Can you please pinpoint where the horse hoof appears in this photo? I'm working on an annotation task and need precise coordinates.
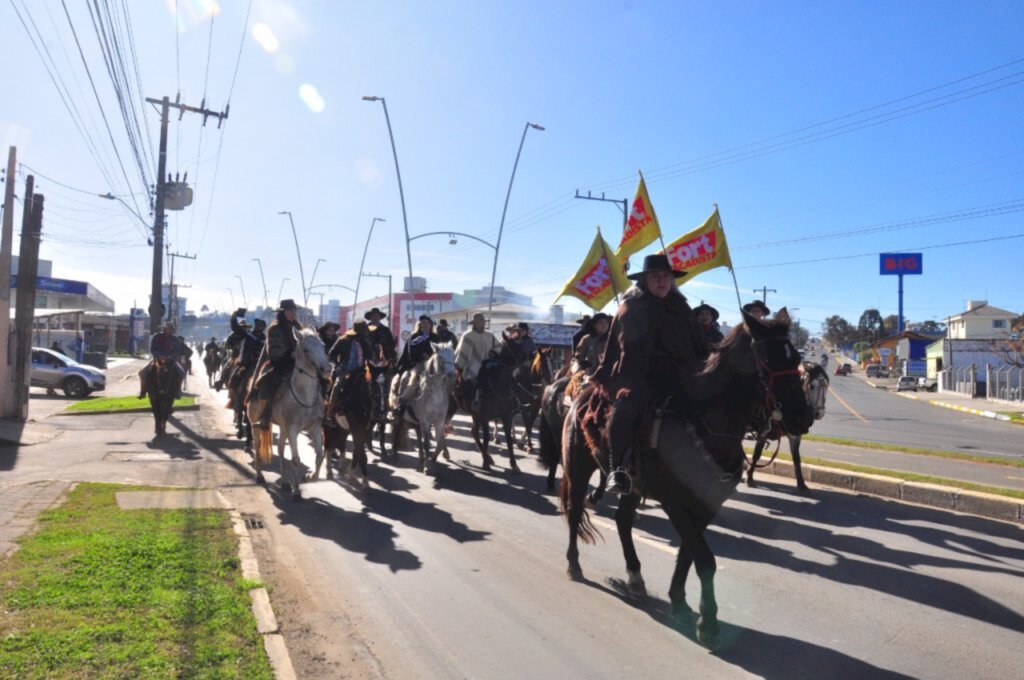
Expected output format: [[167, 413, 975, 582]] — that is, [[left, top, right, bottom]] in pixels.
[[280, 481, 292, 493], [244, 444, 252, 453], [509, 462, 521, 474], [567, 566, 584, 582], [696, 616, 720, 650], [255, 473, 266, 486], [292, 492, 303, 502], [627, 572, 647, 599], [797, 484, 812, 496], [745, 477, 757, 488]]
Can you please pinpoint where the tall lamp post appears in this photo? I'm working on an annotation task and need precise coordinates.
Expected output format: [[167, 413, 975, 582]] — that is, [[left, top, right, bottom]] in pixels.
[[362, 96, 414, 297], [276, 277, 289, 303], [354, 217, 386, 310], [362, 272, 393, 322], [488, 121, 543, 318], [278, 211, 308, 309], [309, 258, 327, 294], [225, 287, 235, 310], [252, 258, 269, 311], [235, 275, 248, 309]]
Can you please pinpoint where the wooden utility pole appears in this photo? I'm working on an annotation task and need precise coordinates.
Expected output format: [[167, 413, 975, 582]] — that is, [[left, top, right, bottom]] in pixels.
[[0, 147, 16, 418], [753, 286, 777, 305], [13, 179, 42, 421], [145, 95, 227, 334], [167, 250, 196, 328]]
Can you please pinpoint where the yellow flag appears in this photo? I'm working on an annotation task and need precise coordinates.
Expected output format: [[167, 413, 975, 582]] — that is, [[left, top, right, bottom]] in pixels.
[[615, 172, 662, 261], [556, 230, 632, 312], [661, 207, 733, 279]]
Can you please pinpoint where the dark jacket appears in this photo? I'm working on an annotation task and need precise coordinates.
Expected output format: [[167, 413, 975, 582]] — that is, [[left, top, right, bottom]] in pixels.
[[149, 332, 182, 361], [574, 331, 609, 372], [435, 327, 458, 345], [592, 285, 708, 398], [267, 315, 301, 374], [204, 340, 219, 355], [702, 322, 725, 346], [329, 332, 372, 372], [239, 329, 265, 368], [367, 323, 397, 362], [396, 332, 439, 373]]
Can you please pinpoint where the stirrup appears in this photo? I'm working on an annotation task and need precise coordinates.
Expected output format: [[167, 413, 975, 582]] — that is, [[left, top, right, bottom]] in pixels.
[[606, 468, 633, 495]]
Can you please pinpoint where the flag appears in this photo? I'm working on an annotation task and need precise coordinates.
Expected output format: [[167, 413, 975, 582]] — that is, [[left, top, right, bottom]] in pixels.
[[615, 172, 662, 261], [556, 230, 632, 311], [661, 207, 733, 280]]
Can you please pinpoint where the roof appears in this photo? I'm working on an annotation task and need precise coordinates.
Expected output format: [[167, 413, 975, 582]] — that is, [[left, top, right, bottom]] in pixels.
[[869, 331, 935, 348], [947, 303, 1017, 320], [8, 307, 97, 320]]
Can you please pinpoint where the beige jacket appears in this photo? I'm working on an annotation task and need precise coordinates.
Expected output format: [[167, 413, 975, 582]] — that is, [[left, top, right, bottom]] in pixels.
[[454, 329, 498, 379]]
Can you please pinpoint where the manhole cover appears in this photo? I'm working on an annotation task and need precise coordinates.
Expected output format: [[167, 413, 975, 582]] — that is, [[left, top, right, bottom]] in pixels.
[[242, 515, 265, 530]]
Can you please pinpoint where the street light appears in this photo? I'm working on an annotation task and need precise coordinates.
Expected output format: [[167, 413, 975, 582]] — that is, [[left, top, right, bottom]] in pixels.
[[99, 192, 151, 233], [362, 272, 393, 324], [278, 211, 308, 309], [225, 287, 235, 310], [235, 275, 248, 309], [309, 258, 327, 293], [277, 277, 289, 303], [354, 217, 386, 310], [363, 96, 413, 297], [252, 258, 269, 311], [487, 121, 544, 319]]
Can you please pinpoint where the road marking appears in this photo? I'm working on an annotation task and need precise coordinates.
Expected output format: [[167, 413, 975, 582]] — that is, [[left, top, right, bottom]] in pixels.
[[828, 386, 870, 424], [590, 516, 678, 557]]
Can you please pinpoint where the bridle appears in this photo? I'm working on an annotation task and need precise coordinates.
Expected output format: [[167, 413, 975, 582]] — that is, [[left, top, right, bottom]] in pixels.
[[752, 336, 802, 439], [289, 334, 330, 408]]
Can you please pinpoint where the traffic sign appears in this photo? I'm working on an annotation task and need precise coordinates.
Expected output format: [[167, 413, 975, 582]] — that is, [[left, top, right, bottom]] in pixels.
[[879, 253, 923, 275]]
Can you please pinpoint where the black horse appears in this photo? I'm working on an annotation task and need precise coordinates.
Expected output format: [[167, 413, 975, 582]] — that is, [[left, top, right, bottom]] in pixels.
[[321, 368, 374, 489], [143, 359, 181, 437], [511, 347, 554, 453], [559, 312, 814, 649], [456, 354, 519, 472]]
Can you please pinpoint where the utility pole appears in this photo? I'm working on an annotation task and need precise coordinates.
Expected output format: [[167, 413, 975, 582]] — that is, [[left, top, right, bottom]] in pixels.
[[574, 190, 628, 237], [753, 286, 777, 304], [362, 272, 393, 324], [167, 251, 196, 329], [146, 95, 227, 334], [0, 147, 17, 418], [13, 179, 42, 420]]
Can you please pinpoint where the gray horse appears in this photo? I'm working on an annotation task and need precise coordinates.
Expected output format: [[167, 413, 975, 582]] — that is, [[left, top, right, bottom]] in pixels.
[[248, 328, 333, 500], [391, 343, 456, 473]]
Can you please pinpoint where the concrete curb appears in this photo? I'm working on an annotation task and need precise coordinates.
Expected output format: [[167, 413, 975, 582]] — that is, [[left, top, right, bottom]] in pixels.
[[60, 403, 201, 416], [762, 460, 1023, 524], [225, 499, 297, 680], [893, 391, 1014, 421]]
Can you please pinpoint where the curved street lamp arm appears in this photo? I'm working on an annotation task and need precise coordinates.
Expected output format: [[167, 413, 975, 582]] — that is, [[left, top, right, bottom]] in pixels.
[[409, 231, 496, 250]]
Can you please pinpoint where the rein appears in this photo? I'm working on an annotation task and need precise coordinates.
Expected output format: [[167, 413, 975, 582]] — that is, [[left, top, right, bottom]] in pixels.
[[288, 341, 325, 409]]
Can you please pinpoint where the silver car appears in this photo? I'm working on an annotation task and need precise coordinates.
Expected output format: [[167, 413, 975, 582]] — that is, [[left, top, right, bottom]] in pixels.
[[30, 347, 106, 398]]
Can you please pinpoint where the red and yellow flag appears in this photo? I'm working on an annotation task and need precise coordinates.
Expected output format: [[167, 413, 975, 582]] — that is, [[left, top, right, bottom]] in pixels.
[[615, 172, 662, 261], [661, 207, 733, 279], [556, 230, 632, 311]]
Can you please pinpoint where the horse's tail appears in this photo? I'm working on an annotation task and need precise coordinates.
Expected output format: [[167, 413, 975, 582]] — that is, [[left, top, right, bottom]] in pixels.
[[558, 402, 600, 545], [538, 414, 558, 471], [255, 426, 273, 466]]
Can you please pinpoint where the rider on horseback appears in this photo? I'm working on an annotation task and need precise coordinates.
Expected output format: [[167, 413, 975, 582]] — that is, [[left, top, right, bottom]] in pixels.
[[694, 303, 725, 346], [435, 318, 457, 345], [454, 312, 499, 411], [139, 321, 185, 399], [364, 307, 397, 365], [592, 254, 708, 495], [573, 312, 611, 375], [253, 299, 302, 428], [327, 321, 373, 418], [390, 315, 440, 411]]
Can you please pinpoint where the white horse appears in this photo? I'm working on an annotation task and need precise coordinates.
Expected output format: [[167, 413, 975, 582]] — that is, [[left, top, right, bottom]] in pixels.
[[393, 343, 456, 473], [247, 328, 333, 500]]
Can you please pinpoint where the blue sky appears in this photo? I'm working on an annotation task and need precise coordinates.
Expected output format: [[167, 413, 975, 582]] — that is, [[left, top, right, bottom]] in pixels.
[[2, 0, 1022, 333]]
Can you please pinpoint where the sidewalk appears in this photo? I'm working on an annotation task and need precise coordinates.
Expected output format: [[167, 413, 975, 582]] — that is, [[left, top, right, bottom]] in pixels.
[[864, 375, 1024, 421]]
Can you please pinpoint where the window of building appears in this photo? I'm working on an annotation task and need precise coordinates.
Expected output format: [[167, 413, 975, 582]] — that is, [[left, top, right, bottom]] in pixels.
[[993, 320, 1007, 329]]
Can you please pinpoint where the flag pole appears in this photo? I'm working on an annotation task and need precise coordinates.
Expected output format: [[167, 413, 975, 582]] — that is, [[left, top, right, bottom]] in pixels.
[[639, 170, 667, 251], [716, 203, 744, 313], [596, 225, 621, 306]]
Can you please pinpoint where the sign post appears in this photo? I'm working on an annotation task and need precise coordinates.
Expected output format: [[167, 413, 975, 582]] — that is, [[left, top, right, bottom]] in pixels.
[[879, 253, 923, 334]]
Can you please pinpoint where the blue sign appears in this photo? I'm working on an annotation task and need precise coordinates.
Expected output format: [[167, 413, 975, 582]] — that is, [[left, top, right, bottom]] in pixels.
[[10, 275, 89, 295], [905, 359, 927, 376], [879, 253, 923, 276]]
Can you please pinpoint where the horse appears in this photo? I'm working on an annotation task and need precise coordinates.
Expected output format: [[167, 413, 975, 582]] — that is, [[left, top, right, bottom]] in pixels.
[[512, 347, 554, 453], [203, 347, 221, 388], [315, 365, 375, 490], [559, 311, 814, 649], [225, 359, 255, 453], [746, 360, 830, 493], [538, 370, 597, 493], [392, 343, 456, 473], [456, 352, 520, 472], [246, 329, 333, 499], [143, 359, 181, 437]]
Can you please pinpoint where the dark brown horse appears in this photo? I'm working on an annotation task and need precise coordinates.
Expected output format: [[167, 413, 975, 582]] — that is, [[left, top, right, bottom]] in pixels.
[[512, 347, 554, 453], [203, 347, 221, 388], [559, 312, 814, 649], [318, 367, 374, 489], [455, 354, 519, 472], [144, 359, 181, 437]]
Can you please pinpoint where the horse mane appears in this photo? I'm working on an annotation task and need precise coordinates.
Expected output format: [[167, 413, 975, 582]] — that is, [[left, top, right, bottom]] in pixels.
[[701, 324, 749, 375]]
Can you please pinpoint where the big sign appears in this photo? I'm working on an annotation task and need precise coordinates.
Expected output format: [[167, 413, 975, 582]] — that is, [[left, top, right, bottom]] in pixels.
[[879, 253, 923, 276]]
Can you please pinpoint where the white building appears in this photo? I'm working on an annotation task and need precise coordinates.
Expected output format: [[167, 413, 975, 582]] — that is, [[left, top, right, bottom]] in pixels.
[[945, 300, 1016, 340]]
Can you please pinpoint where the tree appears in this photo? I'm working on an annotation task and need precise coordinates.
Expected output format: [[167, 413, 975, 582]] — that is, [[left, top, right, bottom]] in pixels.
[[918, 319, 946, 335], [882, 314, 902, 335], [992, 338, 1024, 368], [822, 315, 856, 347], [789, 320, 809, 349], [858, 309, 885, 343]]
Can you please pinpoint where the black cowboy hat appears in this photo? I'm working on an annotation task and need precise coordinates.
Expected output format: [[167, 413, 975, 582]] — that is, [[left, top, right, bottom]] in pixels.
[[317, 321, 340, 333], [517, 322, 529, 331], [278, 299, 298, 312], [418, 314, 434, 324], [591, 312, 612, 324], [693, 303, 720, 321], [627, 254, 687, 281], [742, 300, 771, 316], [575, 315, 592, 325], [363, 307, 387, 320], [253, 318, 266, 328], [438, 318, 449, 326]]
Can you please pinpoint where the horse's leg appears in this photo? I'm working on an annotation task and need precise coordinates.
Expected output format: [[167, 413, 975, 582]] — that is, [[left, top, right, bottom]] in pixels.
[[243, 415, 253, 454], [308, 423, 326, 485], [478, 417, 495, 470], [665, 503, 719, 649], [312, 426, 327, 481], [418, 421, 430, 474], [746, 437, 766, 487], [523, 404, 538, 454], [287, 426, 303, 500], [563, 442, 597, 581], [356, 425, 369, 489], [791, 435, 810, 493], [503, 414, 519, 472], [276, 426, 290, 492], [615, 494, 646, 597]]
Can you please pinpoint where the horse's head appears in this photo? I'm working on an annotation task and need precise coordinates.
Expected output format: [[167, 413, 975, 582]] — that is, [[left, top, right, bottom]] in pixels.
[[429, 342, 457, 378], [743, 308, 815, 436], [532, 346, 554, 384], [296, 328, 333, 380], [802, 361, 830, 421]]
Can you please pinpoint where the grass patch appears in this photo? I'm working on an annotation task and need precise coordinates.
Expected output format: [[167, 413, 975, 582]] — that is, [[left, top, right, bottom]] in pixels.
[[997, 411, 1024, 425], [65, 396, 196, 414], [0, 483, 271, 679], [802, 434, 1024, 469]]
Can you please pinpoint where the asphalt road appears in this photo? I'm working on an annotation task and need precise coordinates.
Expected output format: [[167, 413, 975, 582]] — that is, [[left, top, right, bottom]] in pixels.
[[814, 373, 1023, 460], [210, 395, 1024, 679]]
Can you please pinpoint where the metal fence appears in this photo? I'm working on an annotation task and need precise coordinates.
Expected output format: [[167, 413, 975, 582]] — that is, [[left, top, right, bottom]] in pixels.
[[987, 365, 1024, 402], [939, 366, 977, 396]]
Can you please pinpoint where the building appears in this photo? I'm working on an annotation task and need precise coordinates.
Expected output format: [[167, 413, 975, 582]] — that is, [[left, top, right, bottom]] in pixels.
[[924, 299, 1022, 396], [869, 331, 940, 376], [945, 300, 1016, 340], [12, 257, 114, 313]]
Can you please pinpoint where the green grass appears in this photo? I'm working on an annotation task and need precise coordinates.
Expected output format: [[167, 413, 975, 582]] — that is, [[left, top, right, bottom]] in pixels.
[[802, 434, 1024, 469], [997, 411, 1024, 425], [0, 483, 272, 679], [65, 395, 196, 414]]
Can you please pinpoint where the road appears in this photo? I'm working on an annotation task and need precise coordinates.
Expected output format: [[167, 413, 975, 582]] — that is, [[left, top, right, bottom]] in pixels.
[[815, 372, 1023, 460], [201, 383, 1024, 679]]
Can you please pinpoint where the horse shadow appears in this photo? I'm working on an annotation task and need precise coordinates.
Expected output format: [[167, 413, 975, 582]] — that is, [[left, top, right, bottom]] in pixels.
[[429, 461, 560, 517], [356, 485, 491, 544], [145, 432, 201, 459], [602, 485, 1024, 634], [268, 488, 422, 573], [579, 577, 914, 679]]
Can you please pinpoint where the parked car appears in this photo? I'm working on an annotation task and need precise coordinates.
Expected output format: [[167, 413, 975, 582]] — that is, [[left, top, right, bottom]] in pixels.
[[30, 347, 106, 398], [834, 364, 851, 376], [918, 378, 939, 392], [865, 364, 886, 378], [896, 376, 918, 392]]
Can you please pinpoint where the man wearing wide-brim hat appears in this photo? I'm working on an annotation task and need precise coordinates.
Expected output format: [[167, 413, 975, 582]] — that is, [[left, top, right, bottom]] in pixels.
[[590, 254, 709, 495], [693, 303, 725, 345], [572, 315, 593, 353], [252, 299, 303, 427], [363, 307, 397, 364], [742, 300, 770, 320]]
